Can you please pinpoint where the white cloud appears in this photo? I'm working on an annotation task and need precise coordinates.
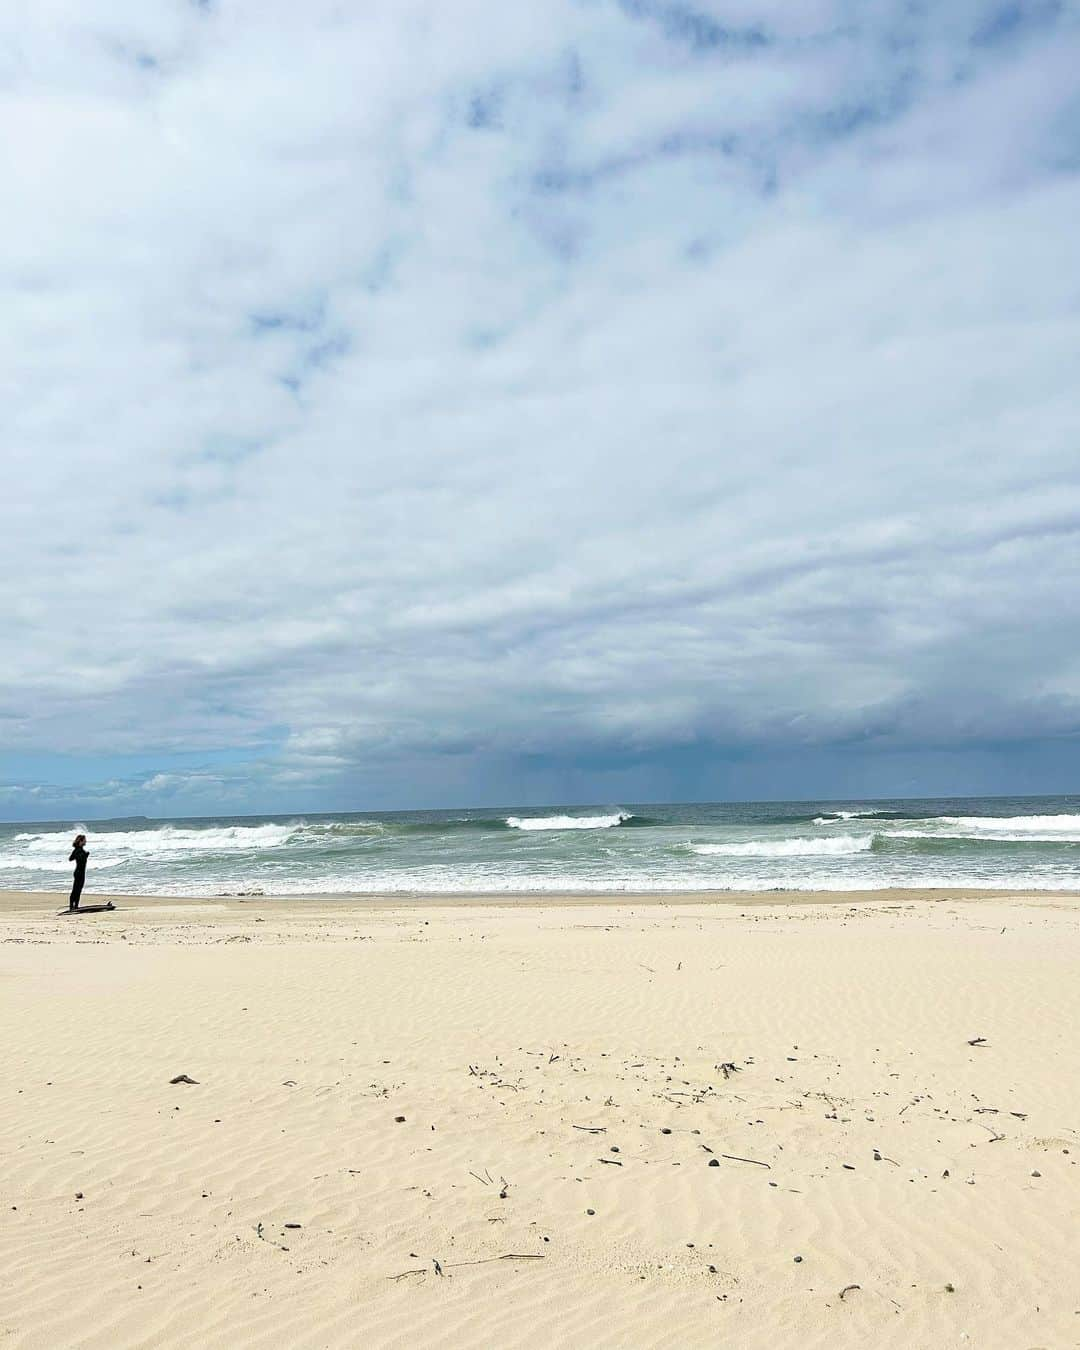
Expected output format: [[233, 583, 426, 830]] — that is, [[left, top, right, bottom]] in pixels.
[[2, 0, 1079, 812]]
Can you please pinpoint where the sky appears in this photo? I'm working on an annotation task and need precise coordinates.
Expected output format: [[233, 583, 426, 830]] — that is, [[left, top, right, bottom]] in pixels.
[[2, 0, 1079, 820]]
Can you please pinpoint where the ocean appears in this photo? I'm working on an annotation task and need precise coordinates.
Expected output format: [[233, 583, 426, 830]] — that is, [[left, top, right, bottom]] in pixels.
[[3, 794, 1080, 897]]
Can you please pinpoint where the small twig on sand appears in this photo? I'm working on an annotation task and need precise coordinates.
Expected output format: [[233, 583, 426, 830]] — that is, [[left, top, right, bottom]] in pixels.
[[388, 1254, 544, 1281], [572, 1125, 606, 1133], [447, 1254, 545, 1269], [839, 1284, 861, 1300], [721, 1153, 771, 1169], [975, 1123, 1005, 1142]]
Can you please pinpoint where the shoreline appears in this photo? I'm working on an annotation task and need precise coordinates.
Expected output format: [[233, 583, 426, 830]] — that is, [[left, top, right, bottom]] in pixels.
[[4, 883, 1080, 917]]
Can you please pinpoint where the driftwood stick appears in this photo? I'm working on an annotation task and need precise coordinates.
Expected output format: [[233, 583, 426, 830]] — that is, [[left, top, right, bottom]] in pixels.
[[720, 1153, 771, 1169]]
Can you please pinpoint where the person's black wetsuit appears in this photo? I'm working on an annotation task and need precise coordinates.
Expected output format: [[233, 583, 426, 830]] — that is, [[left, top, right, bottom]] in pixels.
[[68, 845, 87, 911]]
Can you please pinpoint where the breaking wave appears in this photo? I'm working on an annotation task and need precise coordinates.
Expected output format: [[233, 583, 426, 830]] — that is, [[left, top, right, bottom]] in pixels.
[[813, 809, 931, 824], [7, 822, 299, 867], [505, 811, 634, 831], [690, 835, 876, 858], [935, 814, 1080, 835], [885, 815, 1080, 844]]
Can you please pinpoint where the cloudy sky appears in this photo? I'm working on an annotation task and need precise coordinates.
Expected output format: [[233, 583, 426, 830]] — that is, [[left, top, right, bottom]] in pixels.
[[2, 0, 1079, 819]]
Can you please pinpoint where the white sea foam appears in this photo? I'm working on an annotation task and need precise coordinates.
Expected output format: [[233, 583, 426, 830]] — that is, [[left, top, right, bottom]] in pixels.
[[889, 814, 1080, 843], [303, 821, 386, 836], [690, 834, 875, 858], [0, 855, 125, 873], [940, 814, 1080, 834], [111, 864, 1080, 896], [505, 812, 632, 831], [7, 822, 298, 864]]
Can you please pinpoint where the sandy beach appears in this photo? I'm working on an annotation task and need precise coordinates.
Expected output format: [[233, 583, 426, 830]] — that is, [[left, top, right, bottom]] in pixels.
[[1, 888, 1078, 1349]]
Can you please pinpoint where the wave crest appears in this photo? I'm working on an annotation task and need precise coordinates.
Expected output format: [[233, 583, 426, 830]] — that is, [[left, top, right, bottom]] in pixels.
[[505, 812, 633, 831]]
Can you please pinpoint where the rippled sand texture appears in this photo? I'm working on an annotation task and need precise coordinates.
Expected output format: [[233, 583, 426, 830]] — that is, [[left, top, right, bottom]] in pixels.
[[1, 891, 1078, 1349]]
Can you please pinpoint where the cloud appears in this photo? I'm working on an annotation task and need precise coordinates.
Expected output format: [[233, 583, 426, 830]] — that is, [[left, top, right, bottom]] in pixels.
[[2, 0, 1079, 814]]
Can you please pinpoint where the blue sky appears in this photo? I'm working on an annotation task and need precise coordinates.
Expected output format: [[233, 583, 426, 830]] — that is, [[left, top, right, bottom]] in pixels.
[[2, 0, 1079, 819]]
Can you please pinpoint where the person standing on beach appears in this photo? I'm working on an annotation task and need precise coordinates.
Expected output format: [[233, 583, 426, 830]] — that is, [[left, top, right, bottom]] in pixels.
[[68, 834, 88, 911]]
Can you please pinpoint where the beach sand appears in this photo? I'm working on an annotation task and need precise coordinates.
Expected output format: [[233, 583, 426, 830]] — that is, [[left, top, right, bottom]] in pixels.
[[1, 888, 1078, 1349]]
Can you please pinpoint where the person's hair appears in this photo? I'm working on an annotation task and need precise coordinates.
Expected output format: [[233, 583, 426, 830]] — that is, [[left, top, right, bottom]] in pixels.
[[73, 834, 86, 847]]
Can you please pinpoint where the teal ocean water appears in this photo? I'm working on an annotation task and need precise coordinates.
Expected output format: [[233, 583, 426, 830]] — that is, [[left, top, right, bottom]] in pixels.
[[3, 795, 1080, 896]]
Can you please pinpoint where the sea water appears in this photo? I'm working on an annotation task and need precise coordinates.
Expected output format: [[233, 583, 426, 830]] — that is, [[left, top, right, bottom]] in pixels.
[[3, 795, 1080, 896]]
